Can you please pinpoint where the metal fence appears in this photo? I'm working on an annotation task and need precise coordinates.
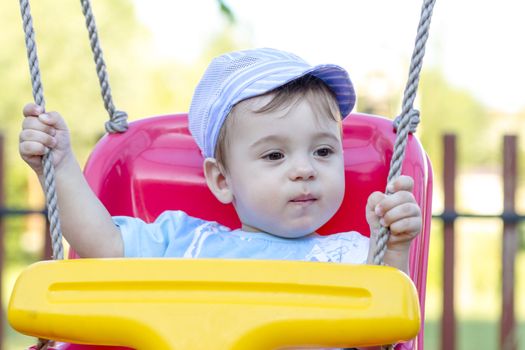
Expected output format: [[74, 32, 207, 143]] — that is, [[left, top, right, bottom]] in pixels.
[[433, 134, 524, 350]]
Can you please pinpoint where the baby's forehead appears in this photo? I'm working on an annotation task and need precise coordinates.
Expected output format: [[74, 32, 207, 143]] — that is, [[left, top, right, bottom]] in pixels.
[[231, 93, 333, 120], [229, 98, 340, 133], [232, 93, 274, 114]]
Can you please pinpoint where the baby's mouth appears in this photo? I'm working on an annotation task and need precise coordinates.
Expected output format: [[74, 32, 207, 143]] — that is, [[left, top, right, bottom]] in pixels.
[[289, 194, 318, 205]]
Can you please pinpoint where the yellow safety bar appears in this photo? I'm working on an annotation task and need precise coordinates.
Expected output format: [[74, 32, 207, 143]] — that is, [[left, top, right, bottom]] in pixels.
[[8, 259, 420, 349]]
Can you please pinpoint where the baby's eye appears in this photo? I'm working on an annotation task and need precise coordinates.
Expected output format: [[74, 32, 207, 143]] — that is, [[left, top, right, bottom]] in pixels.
[[263, 151, 285, 161], [314, 147, 333, 157]]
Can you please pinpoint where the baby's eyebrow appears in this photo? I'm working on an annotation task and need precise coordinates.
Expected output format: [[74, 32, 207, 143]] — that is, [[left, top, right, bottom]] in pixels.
[[313, 132, 341, 143], [249, 135, 288, 149]]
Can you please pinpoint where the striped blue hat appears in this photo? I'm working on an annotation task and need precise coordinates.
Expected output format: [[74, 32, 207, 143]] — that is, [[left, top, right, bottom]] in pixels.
[[189, 48, 356, 158]]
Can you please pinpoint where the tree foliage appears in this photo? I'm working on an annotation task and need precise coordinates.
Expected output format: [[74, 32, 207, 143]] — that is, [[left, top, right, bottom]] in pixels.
[[0, 0, 243, 264], [418, 69, 493, 174], [1, 0, 243, 204], [1, 0, 147, 203]]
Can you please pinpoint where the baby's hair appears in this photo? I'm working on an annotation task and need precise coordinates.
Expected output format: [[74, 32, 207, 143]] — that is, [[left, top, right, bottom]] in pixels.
[[215, 74, 342, 169]]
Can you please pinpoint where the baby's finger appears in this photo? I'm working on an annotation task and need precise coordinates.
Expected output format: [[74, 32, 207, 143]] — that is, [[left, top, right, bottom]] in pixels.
[[19, 140, 49, 157], [389, 217, 421, 237], [19, 129, 56, 149], [378, 190, 416, 214], [382, 202, 421, 227], [38, 111, 68, 130], [22, 103, 44, 118], [367, 191, 385, 211], [22, 116, 57, 136], [387, 175, 414, 193]]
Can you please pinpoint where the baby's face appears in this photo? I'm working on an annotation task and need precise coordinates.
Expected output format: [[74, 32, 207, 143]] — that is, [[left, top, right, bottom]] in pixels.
[[223, 96, 345, 238]]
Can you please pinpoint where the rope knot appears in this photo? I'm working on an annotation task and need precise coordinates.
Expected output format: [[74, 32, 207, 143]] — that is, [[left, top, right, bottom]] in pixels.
[[34, 338, 55, 350], [105, 110, 129, 133], [393, 108, 420, 134]]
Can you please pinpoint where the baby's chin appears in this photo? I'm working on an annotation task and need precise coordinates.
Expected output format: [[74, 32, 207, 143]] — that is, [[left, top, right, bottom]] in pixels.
[[242, 223, 322, 239], [269, 229, 318, 239]]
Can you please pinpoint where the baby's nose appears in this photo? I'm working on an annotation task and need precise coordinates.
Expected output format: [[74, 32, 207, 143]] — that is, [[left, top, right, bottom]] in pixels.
[[289, 158, 317, 181]]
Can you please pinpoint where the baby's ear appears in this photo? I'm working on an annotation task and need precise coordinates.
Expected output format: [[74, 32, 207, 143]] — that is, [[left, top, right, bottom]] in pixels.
[[203, 158, 233, 204]]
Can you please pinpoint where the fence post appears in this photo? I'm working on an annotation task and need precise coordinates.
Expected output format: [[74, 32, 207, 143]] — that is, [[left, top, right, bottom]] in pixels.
[[442, 134, 456, 350], [0, 133, 5, 350], [501, 135, 517, 350]]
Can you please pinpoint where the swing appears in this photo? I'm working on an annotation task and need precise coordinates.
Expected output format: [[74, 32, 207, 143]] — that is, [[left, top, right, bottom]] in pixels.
[[9, 0, 435, 349]]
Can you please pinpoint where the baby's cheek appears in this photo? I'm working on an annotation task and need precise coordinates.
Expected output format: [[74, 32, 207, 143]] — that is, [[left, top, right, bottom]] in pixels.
[[334, 170, 346, 204]]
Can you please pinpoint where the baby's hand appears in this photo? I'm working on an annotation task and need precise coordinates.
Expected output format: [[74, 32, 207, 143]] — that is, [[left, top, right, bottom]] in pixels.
[[366, 175, 422, 253], [19, 103, 72, 176]]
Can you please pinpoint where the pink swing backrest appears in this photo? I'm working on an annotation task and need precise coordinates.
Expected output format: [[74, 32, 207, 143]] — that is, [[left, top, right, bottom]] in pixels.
[[72, 112, 432, 350]]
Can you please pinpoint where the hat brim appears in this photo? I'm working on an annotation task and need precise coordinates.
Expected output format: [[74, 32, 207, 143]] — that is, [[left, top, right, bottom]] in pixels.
[[234, 63, 356, 118]]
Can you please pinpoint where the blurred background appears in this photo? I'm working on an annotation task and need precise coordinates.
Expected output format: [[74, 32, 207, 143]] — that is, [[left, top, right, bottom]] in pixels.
[[1, 0, 524, 349]]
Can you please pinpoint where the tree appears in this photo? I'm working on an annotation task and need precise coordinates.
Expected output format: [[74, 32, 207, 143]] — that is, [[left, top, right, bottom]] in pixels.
[[418, 69, 492, 174]]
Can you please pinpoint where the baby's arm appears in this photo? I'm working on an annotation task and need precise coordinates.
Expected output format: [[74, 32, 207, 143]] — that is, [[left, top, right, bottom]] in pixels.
[[19, 103, 123, 258], [365, 175, 422, 273]]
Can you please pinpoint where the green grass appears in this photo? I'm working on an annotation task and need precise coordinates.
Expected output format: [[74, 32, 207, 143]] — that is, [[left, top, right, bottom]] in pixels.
[[424, 319, 525, 350]]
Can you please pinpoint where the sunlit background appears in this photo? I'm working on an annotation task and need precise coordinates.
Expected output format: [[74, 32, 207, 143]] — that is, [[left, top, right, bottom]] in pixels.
[[1, 0, 524, 349]]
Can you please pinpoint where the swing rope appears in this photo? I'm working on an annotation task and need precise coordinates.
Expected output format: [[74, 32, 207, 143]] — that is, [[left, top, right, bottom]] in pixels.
[[80, 0, 129, 133], [18, 2, 58, 343], [19, 0, 127, 347], [19, 0, 63, 262], [372, 0, 436, 267], [18, 0, 128, 261]]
